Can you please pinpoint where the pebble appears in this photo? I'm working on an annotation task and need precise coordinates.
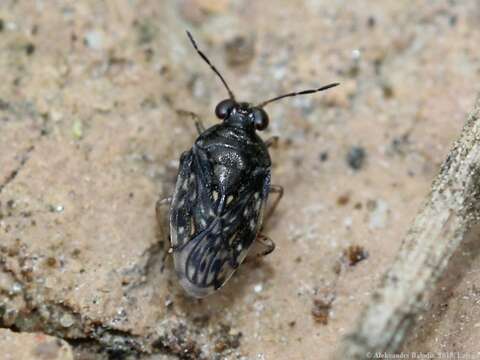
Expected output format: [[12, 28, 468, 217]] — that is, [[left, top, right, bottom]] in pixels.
[[346, 146, 366, 170], [368, 199, 389, 229], [72, 120, 83, 140], [60, 313, 74, 328], [84, 31, 103, 50]]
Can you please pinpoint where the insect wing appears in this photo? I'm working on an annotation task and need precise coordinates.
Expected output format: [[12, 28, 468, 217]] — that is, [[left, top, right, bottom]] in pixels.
[[169, 147, 270, 297]]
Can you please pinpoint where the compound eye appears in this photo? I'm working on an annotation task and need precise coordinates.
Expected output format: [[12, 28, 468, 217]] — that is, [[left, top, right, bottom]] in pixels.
[[252, 107, 269, 130], [215, 99, 236, 119]]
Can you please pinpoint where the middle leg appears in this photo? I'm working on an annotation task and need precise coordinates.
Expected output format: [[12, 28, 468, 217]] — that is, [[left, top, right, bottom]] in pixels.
[[255, 233, 276, 257], [253, 185, 283, 257], [263, 185, 284, 225]]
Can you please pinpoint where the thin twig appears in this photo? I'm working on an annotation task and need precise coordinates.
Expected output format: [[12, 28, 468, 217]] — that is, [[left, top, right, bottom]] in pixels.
[[335, 96, 480, 359]]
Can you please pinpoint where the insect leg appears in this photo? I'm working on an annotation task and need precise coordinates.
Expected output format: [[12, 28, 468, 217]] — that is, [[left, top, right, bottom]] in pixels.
[[157, 196, 172, 207], [256, 233, 276, 257], [156, 196, 174, 273], [160, 243, 181, 273], [155, 196, 172, 221], [264, 185, 284, 224], [160, 247, 170, 273], [265, 136, 279, 148], [176, 109, 205, 134]]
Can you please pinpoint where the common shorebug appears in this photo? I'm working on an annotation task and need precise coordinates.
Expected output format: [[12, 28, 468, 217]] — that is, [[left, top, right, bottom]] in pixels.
[[157, 31, 339, 298]]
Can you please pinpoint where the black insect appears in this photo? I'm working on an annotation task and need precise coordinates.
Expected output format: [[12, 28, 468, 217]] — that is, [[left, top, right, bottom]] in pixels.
[[157, 31, 339, 298]]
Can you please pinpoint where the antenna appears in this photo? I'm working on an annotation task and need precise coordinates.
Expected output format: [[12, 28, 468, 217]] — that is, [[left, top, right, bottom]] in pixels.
[[186, 31, 236, 101], [257, 82, 340, 108]]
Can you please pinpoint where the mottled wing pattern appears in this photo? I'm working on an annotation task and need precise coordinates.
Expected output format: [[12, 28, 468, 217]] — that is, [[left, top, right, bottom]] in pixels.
[[169, 146, 270, 298], [169, 149, 213, 250]]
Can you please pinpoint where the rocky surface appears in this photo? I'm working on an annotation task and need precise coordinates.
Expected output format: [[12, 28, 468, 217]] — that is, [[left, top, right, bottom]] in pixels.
[[1, 1, 479, 359], [0, 328, 74, 360]]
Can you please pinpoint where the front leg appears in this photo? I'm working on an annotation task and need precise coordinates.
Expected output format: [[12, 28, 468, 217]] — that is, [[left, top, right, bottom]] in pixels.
[[265, 136, 279, 148], [176, 109, 205, 134]]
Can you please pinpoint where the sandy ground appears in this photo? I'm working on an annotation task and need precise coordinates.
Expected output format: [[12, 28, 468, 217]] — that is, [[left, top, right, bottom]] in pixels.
[[1, 1, 480, 359]]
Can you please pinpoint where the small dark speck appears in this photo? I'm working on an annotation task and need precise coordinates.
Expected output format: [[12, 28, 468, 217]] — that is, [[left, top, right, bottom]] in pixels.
[[366, 199, 377, 211], [347, 63, 360, 78], [0, 99, 10, 110], [373, 58, 383, 75], [382, 82, 394, 99], [343, 245, 369, 266], [144, 47, 154, 62], [367, 16, 376, 28], [336, 193, 350, 206], [292, 155, 304, 167], [319, 151, 329, 162], [389, 134, 410, 156], [45, 257, 57, 268], [311, 299, 331, 325], [346, 146, 366, 170], [25, 43, 35, 55], [224, 35, 255, 67], [0, 19, 4, 32], [390, 274, 399, 283], [135, 20, 157, 45], [449, 15, 458, 27]]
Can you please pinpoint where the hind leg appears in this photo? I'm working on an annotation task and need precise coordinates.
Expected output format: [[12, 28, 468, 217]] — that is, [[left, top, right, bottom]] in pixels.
[[156, 196, 171, 222], [156, 197, 173, 271], [247, 233, 276, 260]]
